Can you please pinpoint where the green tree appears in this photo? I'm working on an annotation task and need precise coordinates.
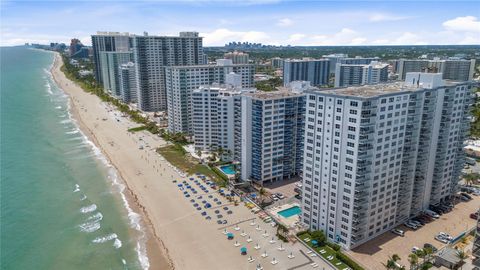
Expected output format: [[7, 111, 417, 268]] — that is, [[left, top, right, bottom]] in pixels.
[[310, 230, 326, 246], [408, 253, 418, 270], [384, 254, 402, 270]]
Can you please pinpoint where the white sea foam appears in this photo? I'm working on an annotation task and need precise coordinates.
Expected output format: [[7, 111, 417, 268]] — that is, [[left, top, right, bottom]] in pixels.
[[55, 106, 62, 109], [92, 233, 118, 243], [80, 194, 87, 201], [60, 119, 72, 124], [86, 212, 103, 222], [45, 81, 53, 95], [113, 238, 122, 249], [79, 221, 101, 233], [66, 129, 79, 135], [122, 259, 127, 265], [73, 184, 80, 193], [80, 204, 97, 213], [53, 74, 150, 270]]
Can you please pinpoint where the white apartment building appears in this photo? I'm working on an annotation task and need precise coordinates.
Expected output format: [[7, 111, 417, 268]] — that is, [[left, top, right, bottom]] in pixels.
[[224, 51, 249, 64], [132, 32, 204, 112], [301, 73, 473, 249], [334, 61, 389, 87], [99, 51, 132, 97], [398, 58, 475, 81], [241, 88, 307, 184], [191, 84, 255, 161], [118, 62, 137, 103], [91, 32, 132, 84], [283, 58, 330, 86], [166, 59, 254, 134]]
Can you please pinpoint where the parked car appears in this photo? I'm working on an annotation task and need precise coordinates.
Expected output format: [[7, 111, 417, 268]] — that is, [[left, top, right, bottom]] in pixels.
[[404, 222, 418, 230], [460, 195, 471, 202], [438, 232, 453, 240], [424, 243, 438, 252], [460, 192, 473, 200], [470, 212, 479, 220], [409, 220, 423, 227], [435, 235, 449, 244], [425, 210, 440, 219], [391, 229, 405, 237]]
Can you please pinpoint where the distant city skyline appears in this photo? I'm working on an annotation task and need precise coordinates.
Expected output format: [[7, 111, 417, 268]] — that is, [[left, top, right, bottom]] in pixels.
[[1, 0, 479, 47]]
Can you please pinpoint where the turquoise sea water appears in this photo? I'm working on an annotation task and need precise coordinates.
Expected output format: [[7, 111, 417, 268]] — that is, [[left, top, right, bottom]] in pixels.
[[1, 47, 146, 270]]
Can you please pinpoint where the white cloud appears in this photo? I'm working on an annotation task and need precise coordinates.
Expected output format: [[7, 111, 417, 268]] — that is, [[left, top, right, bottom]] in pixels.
[[307, 28, 367, 46], [287, 33, 305, 43], [277, 18, 293, 27], [368, 13, 410, 22], [201, 28, 272, 46], [443, 16, 480, 33]]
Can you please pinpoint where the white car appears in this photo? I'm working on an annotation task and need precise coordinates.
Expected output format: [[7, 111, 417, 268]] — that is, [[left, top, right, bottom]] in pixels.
[[435, 235, 449, 244], [438, 232, 453, 240], [404, 222, 418, 230], [391, 229, 405, 236]]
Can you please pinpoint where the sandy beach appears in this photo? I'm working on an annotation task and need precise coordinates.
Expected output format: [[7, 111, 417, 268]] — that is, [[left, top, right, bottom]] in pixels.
[[51, 53, 333, 270]]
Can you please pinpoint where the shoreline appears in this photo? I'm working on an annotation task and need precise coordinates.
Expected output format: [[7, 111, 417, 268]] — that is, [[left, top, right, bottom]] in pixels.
[[47, 51, 336, 270], [50, 53, 173, 270]]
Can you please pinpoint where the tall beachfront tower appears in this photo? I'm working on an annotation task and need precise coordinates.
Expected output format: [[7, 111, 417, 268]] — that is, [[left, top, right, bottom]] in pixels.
[[191, 84, 255, 162], [283, 59, 330, 87], [165, 59, 255, 134], [91, 32, 132, 84], [132, 32, 204, 112], [241, 89, 306, 184], [301, 73, 473, 249]]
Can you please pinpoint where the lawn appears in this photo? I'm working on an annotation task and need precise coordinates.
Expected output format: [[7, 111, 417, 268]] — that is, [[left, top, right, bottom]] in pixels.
[[128, 126, 148, 132], [157, 144, 226, 185], [298, 232, 354, 270]]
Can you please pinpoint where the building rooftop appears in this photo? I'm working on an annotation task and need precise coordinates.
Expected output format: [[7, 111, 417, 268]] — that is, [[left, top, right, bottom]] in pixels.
[[285, 58, 328, 62], [311, 79, 465, 98], [244, 90, 304, 100]]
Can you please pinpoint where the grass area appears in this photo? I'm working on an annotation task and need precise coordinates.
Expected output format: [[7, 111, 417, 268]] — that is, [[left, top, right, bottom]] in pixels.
[[157, 144, 227, 186], [298, 232, 362, 270], [127, 126, 148, 132]]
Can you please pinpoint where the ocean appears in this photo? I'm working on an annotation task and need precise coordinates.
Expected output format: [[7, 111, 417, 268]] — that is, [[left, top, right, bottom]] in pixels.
[[0, 47, 147, 270]]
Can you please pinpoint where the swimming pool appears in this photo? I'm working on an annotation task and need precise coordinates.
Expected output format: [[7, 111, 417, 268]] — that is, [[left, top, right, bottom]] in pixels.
[[278, 206, 301, 218], [219, 164, 235, 175]]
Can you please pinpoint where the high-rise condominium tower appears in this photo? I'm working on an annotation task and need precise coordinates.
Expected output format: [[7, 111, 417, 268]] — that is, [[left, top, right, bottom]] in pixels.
[[132, 32, 204, 111], [301, 73, 473, 249]]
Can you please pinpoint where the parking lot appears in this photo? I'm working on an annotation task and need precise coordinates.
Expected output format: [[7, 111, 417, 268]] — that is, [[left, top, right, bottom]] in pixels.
[[263, 177, 301, 200], [347, 196, 480, 270]]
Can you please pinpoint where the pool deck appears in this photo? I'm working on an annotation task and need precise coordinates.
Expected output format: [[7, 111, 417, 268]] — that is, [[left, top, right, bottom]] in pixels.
[[268, 203, 301, 229]]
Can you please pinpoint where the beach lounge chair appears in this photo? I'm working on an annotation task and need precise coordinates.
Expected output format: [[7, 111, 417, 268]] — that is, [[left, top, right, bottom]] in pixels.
[[248, 257, 255, 263], [310, 253, 317, 257], [327, 255, 333, 260]]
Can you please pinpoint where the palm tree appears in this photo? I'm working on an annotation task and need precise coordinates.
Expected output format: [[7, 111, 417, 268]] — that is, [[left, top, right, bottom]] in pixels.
[[408, 253, 418, 270], [384, 254, 401, 269], [422, 247, 433, 264], [258, 187, 267, 206], [456, 250, 468, 270], [416, 249, 426, 266]]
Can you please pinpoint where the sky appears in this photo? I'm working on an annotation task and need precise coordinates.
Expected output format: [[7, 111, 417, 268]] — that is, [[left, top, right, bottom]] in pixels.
[[1, 0, 479, 47]]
